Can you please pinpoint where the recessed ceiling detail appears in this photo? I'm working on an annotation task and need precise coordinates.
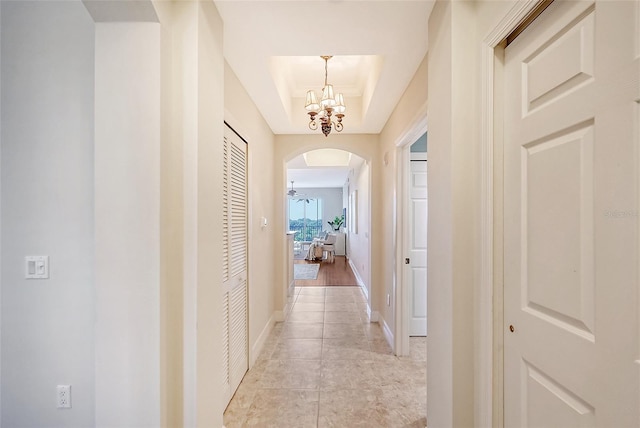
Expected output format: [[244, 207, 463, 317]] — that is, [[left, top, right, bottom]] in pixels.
[[270, 55, 383, 135], [216, 0, 435, 135]]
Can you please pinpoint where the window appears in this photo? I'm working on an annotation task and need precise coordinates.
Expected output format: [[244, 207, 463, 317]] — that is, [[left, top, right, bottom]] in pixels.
[[288, 198, 323, 242]]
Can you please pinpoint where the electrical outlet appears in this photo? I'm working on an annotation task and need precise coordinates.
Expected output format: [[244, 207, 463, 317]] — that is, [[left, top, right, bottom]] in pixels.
[[57, 385, 71, 409]]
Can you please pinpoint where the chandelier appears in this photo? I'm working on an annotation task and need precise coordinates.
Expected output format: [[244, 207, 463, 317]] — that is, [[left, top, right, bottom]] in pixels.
[[304, 56, 346, 137]]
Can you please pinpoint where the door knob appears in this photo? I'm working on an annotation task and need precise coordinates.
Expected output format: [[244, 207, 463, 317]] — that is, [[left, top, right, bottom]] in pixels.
[[509, 325, 515, 333]]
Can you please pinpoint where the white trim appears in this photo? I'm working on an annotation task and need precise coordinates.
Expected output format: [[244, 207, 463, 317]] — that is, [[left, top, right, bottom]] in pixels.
[[349, 258, 365, 289], [410, 152, 427, 161], [349, 258, 379, 322], [479, 2, 546, 427], [394, 105, 428, 358], [393, 102, 428, 148], [398, 144, 412, 356], [478, 40, 497, 428], [348, 258, 372, 317], [250, 313, 275, 367], [378, 313, 395, 350]]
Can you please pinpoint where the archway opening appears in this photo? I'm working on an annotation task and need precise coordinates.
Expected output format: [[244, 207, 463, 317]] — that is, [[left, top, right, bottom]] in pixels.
[[285, 148, 372, 308]]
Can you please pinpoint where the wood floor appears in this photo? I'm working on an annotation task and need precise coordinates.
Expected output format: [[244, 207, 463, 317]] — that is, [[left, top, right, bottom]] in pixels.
[[294, 256, 359, 286]]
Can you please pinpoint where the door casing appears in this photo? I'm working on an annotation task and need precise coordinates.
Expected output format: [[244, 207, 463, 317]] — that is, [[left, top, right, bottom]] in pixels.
[[479, 1, 551, 426], [393, 112, 427, 357]]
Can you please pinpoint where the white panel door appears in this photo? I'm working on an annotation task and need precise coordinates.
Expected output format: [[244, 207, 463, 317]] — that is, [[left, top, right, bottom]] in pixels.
[[504, 1, 639, 426], [409, 159, 427, 336], [221, 125, 248, 408]]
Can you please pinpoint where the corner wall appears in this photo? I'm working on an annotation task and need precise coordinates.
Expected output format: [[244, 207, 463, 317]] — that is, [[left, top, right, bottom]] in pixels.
[[94, 21, 162, 427], [172, 2, 226, 426]]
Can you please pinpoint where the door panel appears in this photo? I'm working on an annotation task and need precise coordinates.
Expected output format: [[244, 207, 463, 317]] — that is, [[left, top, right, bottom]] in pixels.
[[523, 360, 595, 427], [504, 1, 639, 426], [409, 160, 427, 336], [523, 123, 595, 340]]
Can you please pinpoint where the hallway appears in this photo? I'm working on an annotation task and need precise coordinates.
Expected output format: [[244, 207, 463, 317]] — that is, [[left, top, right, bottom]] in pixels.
[[223, 286, 427, 427]]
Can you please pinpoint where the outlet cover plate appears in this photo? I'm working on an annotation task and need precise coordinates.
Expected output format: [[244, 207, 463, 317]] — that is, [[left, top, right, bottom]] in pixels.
[[56, 384, 71, 409]]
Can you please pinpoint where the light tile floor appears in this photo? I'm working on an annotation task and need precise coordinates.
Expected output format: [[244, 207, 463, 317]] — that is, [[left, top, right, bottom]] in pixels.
[[224, 286, 427, 428]]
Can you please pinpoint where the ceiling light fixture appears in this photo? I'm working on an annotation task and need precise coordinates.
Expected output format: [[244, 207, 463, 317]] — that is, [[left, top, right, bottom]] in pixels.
[[304, 55, 346, 137]]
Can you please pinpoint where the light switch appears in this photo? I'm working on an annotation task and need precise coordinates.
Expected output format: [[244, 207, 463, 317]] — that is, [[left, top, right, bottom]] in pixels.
[[25, 256, 49, 279]]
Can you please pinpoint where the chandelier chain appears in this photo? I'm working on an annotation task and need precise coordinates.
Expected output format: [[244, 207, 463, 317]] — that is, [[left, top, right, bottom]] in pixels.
[[324, 57, 328, 87]]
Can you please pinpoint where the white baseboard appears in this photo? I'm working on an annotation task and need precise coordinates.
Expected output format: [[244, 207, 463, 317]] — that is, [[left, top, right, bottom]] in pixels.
[[378, 314, 395, 351], [349, 259, 378, 324], [273, 310, 285, 322], [250, 313, 276, 367], [348, 259, 367, 293]]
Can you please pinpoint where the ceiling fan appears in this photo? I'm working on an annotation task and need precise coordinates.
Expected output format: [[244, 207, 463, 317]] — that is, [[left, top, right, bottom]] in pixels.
[[287, 181, 306, 197]]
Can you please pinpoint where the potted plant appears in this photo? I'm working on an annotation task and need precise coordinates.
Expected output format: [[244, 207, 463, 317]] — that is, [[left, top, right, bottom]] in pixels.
[[327, 215, 345, 231]]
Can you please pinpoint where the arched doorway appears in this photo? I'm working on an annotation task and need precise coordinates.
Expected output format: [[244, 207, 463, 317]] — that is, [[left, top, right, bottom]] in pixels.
[[284, 148, 371, 315], [274, 136, 376, 323]]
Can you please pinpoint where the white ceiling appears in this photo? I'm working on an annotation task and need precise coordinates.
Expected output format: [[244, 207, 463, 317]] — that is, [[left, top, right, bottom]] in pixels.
[[215, 0, 434, 135]]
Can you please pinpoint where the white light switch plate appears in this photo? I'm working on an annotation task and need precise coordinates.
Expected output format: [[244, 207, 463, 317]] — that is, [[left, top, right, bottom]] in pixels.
[[25, 256, 49, 279]]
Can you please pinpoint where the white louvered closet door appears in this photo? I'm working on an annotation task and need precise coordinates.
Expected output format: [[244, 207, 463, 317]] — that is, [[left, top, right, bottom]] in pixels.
[[222, 124, 248, 408]]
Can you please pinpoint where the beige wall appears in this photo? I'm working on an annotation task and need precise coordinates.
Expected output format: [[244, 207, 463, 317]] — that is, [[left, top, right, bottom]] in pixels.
[[345, 161, 371, 298], [224, 62, 277, 365]]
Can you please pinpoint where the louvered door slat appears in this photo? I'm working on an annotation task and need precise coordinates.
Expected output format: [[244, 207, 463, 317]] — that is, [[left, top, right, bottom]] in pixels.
[[222, 137, 230, 283], [229, 279, 247, 388], [221, 124, 248, 408], [222, 292, 230, 387]]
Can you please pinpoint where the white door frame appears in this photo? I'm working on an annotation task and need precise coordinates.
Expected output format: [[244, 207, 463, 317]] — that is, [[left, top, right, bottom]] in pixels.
[[405, 149, 427, 338], [393, 106, 427, 357], [479, 1, 547, 426]]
